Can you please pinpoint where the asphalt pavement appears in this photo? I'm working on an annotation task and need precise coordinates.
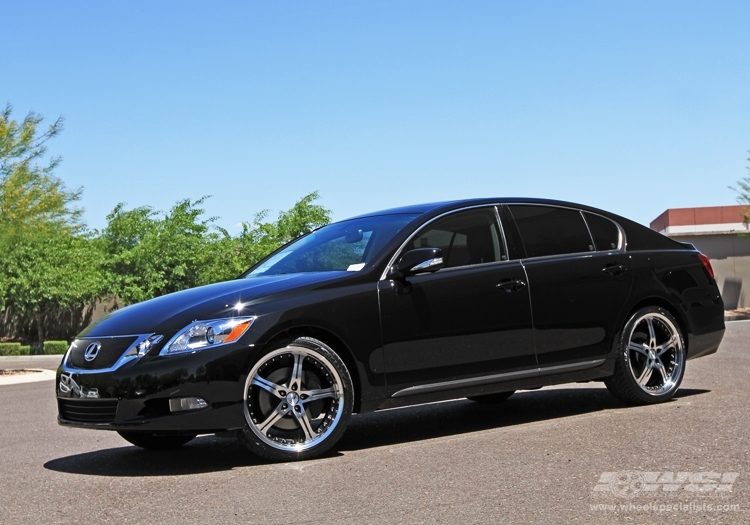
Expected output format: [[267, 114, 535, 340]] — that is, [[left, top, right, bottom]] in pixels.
[[0, 322, 748, 524]]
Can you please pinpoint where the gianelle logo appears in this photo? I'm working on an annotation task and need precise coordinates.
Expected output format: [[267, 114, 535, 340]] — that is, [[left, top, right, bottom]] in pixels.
[[592, 471, 740, 498]]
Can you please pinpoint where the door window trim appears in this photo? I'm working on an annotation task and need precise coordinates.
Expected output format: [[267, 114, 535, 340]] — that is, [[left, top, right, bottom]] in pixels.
[[505, 203, 626, 262], [379, 204, 511, 281], [582, 210, 626, 252]]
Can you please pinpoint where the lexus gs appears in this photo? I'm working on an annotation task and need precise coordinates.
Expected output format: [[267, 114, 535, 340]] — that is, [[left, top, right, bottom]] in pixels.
[[57, 199, 725, 461]]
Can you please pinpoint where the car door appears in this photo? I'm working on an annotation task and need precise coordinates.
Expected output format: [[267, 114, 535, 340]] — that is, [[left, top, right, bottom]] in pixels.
[[378, 206, 536, 398], [503, 204, 634, 368]]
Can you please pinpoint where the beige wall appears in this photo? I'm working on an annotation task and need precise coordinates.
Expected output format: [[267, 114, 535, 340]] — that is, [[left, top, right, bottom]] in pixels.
[[673, 233, 750, 309]]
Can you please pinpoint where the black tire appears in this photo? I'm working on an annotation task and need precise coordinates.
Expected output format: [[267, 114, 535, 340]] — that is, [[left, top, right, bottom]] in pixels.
[[604, 306, 686, 405], [238, 336, 354, 462], [117, 431, 196, 450], [467, 390, 516, 404]]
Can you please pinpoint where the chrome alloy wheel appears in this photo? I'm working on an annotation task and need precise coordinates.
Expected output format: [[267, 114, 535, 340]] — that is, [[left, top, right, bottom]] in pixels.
[[625, 312, 684, 396], [243, 345, 345, 452]]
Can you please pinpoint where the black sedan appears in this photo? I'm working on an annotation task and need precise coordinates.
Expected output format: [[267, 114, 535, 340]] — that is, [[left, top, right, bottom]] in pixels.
[[57, 198, 725, 461]]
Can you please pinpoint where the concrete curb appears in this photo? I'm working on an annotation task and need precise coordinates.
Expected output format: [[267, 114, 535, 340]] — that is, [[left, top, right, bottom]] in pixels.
[[0, 355, 64, 362], [726, 315, 750, 322], [0, 369, 56, 386], [0, 355, 63, 371]]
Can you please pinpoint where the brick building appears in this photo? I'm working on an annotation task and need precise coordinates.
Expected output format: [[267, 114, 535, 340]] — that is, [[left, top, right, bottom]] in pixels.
[[650, 205, 750, 309]]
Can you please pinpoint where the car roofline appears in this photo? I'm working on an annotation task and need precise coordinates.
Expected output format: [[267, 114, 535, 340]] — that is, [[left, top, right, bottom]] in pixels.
[[345, 197, 622, 222]]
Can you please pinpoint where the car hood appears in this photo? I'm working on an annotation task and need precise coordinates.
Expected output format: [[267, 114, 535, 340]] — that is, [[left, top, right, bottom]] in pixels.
[[79, 272, 350, 337]]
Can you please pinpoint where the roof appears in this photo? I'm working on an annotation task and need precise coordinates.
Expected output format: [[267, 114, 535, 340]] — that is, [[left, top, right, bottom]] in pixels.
[[348, 197, 618, 221], [650, 205, 749, 236], [348, 201, 459, 219]]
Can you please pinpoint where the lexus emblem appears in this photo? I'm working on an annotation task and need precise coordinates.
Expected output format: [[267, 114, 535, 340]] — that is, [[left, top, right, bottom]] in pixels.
[[84, 342, 101, 362]]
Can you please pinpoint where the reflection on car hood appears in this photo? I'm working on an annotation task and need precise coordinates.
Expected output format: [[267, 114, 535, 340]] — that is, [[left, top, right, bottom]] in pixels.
[[79, 272, 348, 337]]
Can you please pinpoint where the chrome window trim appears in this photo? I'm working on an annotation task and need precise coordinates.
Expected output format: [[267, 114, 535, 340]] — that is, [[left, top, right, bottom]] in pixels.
[[394, 257, 520, 279], [492, 205, 511, 262], [390, 358, 606, 398], [379, 204, 510, 281], [581, 210, 626, 252], [580, 209, 597, 251], [504, 203, 627, 261], [61, 333, 158, 375]]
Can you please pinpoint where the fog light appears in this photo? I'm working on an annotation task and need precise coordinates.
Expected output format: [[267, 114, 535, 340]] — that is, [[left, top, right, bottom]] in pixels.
[[169, 397, 208, 412]]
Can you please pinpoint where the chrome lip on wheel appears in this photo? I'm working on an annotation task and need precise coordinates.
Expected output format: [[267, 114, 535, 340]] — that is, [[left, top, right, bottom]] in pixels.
[[243, 346, 345, 452], [626, 312, 684, 396]]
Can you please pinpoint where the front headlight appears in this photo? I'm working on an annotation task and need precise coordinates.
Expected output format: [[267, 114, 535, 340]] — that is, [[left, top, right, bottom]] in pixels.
[[160, 317, 255, 355]]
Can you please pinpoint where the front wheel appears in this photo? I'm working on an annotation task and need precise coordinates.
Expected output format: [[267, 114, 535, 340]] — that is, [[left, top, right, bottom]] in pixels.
[[604, 306, 686, 404], [238, 336, 354, 462]]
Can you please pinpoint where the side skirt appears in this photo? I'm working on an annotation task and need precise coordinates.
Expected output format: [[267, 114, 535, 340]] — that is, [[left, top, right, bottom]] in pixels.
[[375, 358, 615, 411]]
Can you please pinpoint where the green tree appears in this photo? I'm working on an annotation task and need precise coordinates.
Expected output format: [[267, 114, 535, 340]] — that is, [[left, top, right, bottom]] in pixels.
[[99, 197, 220, 305], [0, 104, 81, 237], [0, 104, 334, 340], [0, 105, 101, 342], [2, 231, 106, 343], [101, 192, 331, 306], [225, 191, 331, 276]]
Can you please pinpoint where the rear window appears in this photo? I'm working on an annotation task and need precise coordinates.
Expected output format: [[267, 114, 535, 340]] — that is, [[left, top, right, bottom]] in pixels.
[[509, 205, 594, 258]]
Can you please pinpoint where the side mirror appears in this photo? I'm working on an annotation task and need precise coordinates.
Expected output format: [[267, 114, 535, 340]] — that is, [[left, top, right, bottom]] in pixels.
[[387, 248, 444, 279]]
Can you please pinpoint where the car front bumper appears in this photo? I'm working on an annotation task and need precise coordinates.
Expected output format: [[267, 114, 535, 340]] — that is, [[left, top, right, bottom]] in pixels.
[[56, 343, 257, 433]]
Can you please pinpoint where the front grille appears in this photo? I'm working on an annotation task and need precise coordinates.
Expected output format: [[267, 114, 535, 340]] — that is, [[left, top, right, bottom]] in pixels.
[[58, 399, 119, 424], [66, 337, 138, 369]]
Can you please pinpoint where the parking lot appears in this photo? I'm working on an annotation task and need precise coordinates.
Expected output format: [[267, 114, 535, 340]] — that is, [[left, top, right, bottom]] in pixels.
[[0, 322, 747, 524]]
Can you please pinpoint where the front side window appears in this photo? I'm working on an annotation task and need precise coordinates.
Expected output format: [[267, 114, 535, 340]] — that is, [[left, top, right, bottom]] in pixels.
[[407, 208, 506, 268], [509, 205, 593, 258], [245, 213, 419, 276]]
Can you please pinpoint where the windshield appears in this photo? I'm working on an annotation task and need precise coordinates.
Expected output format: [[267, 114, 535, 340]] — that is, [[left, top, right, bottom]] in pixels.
[[245, 213, 420, 277]]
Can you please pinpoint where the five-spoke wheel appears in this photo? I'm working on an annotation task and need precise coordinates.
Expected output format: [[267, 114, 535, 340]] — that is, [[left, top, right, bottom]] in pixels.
[[238, 336, 353, 461], [605, 306, 685, 404]]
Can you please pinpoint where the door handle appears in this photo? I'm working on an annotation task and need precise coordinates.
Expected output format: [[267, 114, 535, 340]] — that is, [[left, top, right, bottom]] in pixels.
[[496, 279, 526, 292], [602, 264, 627, 276]]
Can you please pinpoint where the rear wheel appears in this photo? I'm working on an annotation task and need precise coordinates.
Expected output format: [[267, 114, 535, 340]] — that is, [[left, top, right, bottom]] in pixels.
[[117, 431, 196, 450], [238, 336, 354, 462], [605, 306, 686, 404]]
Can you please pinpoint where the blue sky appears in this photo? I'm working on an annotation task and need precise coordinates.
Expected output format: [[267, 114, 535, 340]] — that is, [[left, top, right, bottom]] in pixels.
[[3, 1, 749, 231]]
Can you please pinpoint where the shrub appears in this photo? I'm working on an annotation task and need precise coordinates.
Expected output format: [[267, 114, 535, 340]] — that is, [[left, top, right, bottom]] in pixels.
[[0, 342, 22, 356], [44, 341, 69, 355], [19, 345, 30, 355], [30, 342, 44, 355]]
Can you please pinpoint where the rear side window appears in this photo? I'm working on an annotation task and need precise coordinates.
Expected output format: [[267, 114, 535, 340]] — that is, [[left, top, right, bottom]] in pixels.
[[584, 212, 621, 251], [509, 205, 593, 258]]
